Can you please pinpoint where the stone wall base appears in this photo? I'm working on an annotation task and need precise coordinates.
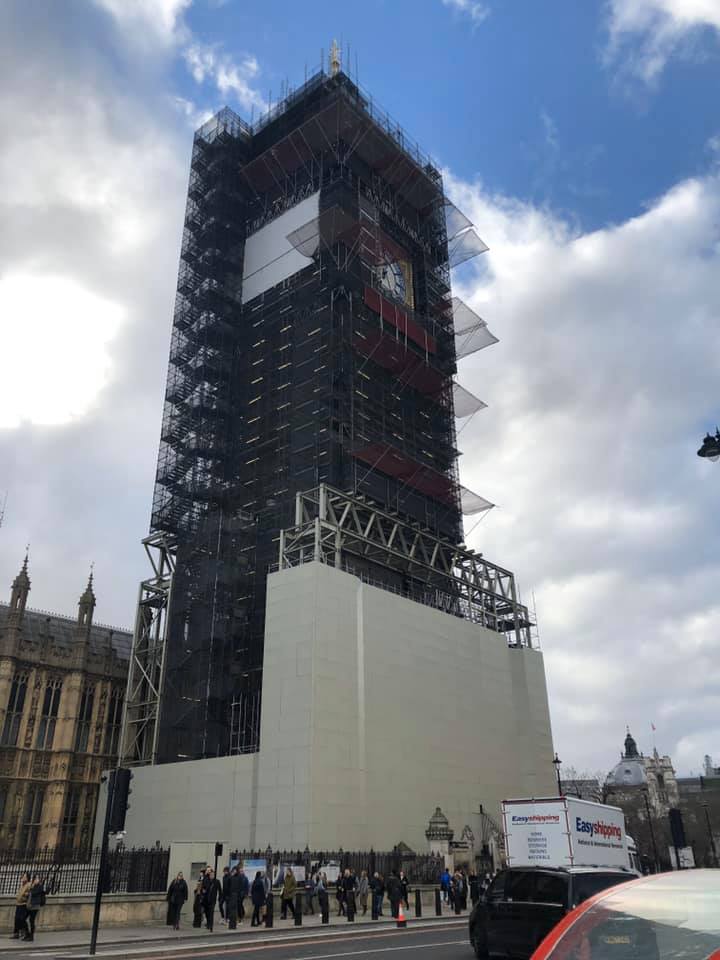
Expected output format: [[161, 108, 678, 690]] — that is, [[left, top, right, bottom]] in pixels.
[[0, 893, 166, 933]]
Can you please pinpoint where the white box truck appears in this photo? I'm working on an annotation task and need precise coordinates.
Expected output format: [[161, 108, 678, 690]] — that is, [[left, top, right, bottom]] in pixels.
[[502, 796, 630, 870]]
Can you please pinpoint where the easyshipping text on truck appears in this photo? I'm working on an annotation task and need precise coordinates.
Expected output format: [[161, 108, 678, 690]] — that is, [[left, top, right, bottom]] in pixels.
[[502, 796, 636, 871]]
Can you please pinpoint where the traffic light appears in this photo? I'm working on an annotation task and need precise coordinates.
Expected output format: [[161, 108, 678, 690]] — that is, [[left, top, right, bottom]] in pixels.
[[108, 767, 133, 834]]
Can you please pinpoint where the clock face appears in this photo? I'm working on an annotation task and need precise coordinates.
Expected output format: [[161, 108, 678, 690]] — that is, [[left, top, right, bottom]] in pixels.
[[378, 260, 406, 303]]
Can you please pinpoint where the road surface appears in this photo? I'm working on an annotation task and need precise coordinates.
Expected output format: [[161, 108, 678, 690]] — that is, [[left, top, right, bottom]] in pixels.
[[2, 918, 470, 960]]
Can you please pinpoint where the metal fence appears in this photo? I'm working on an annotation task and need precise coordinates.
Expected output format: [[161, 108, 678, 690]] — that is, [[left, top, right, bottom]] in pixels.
[[228, 848, 444, 885], [0, 846, 169, 897]]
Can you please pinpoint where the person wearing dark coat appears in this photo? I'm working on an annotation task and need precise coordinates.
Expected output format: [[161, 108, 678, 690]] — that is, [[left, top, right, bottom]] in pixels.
[[227, 867, 248, 929], [24, 876, 45, 942], [250, 872, 266, 927], [341, 869, 357, 920], [399, 870, 410, 910], [370, 872, 385, 917], [469, 871, 480, 906], [220, 867, 231, 924], [385, 871, 402, 918], [166, 872, 189, 930], [200, 868, 221, 931], [192, 875, 204, 928]]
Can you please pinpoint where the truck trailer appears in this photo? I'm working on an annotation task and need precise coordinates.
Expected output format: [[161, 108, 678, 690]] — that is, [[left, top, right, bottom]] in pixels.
[[502, 796, 632, 870]]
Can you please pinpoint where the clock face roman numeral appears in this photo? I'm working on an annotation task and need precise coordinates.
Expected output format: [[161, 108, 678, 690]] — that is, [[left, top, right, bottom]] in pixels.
[[380, 261, 406, 302]]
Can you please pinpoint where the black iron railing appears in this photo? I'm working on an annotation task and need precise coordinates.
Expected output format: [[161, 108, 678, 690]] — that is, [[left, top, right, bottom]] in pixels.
[[0, 846, 169, 897]]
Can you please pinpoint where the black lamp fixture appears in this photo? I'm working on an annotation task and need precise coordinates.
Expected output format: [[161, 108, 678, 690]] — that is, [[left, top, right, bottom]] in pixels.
[[697, 429, 720, 461], [552, 753, 563, 797]]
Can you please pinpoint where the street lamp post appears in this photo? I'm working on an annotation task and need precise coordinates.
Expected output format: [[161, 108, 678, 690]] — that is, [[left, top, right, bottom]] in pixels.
[[642, 788, 660, 873], [553, 754, 563, 797], [701, 802, 718, 867]]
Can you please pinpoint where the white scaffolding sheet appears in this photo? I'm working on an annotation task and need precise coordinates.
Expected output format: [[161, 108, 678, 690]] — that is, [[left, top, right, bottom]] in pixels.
[[453, 297, 499, 358], [453, 382, 487, 418], [460, 486, 494, 515]]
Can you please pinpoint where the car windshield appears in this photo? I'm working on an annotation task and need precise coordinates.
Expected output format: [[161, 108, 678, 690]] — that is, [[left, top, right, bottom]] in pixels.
[[573, 873, 633, 906], [548, 871, 720, 960]]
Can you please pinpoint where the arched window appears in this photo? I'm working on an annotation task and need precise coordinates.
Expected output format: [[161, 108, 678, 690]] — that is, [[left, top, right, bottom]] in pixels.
[[1, 673, 28, 747], [36, 679, 62, 750]]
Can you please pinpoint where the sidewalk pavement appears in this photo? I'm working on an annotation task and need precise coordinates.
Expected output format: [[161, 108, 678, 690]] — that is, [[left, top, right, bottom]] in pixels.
[[0, 903, 469, 953]]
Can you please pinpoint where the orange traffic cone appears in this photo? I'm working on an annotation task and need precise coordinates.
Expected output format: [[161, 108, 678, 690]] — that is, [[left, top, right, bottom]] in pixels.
[[396, 901, 407, 928]]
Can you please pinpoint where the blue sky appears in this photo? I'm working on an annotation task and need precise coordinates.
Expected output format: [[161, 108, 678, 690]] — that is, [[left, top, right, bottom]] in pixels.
[[1, 0, 719, 779], [170, 0, 720, 230]]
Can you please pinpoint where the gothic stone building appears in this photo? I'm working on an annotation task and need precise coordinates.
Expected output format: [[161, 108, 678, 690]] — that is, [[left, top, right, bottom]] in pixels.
[[604, 729, 720, 870], [0, 557, 131, 853]]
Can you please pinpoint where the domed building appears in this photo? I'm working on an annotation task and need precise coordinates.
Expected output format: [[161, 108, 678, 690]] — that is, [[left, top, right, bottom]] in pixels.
[[605, 728, 678, 816], [606, 730, 648, 790]]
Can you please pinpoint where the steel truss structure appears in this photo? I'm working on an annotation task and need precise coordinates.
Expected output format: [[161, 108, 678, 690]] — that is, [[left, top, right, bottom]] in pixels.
[[120, 532, 176, 765], [279, 484, 533, 648]]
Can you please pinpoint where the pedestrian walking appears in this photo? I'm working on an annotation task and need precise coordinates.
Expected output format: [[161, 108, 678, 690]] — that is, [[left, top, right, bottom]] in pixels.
[[386, 870, 402, 918], [469, 871, 480, 907], [10, 873, 31, 940], [219, 866, 231, 925], [250, 871, 265, 926], [399, 870, 410, 910], [228, 866, 248, 929], [237, 868, 249, 921], [342, 868, 357, 920], [166, 871, 188, 931], [316, 872, 329, 921], [358, 870, 369, 915], [192, 874, 204, 928], [280, 866, 297, 920], [335, 876, 345, 916], [460, 870, 468, 910], [370, 871, 385, 917], [440, 867, 450, 903], [24, 875, 45, 942], [303, 872, 316, 914], [200, 867, 221, 931]]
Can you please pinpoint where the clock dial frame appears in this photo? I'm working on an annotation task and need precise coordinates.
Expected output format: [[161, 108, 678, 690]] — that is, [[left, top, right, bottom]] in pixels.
[[378, 258, 412, 306]]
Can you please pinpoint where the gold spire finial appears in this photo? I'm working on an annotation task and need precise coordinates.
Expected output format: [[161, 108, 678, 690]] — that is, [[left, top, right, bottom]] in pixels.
[[329, 38, 341, 77]]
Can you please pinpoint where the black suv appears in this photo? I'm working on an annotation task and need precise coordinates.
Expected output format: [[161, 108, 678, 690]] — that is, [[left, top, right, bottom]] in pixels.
[[469, 866, 635, 959]]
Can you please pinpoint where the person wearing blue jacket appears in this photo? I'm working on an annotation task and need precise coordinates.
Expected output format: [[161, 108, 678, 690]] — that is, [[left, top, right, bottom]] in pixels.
[[440, 868, 451, 903]]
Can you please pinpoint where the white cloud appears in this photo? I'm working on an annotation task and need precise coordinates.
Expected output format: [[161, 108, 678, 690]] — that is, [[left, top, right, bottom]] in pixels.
[[0, 275, 123, 428], [441, 0, 490, 28], [606, 0, 720, 82], [447, 166, 720, 774], [93, 0, 192, 46], [0, 3, 188, 621], [183, 43, 267, 113], [172, 95, 215, 131]]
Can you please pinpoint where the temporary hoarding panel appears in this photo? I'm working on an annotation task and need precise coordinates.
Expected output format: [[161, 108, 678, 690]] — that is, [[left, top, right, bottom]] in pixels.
[[241, 191, 320, 304]]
